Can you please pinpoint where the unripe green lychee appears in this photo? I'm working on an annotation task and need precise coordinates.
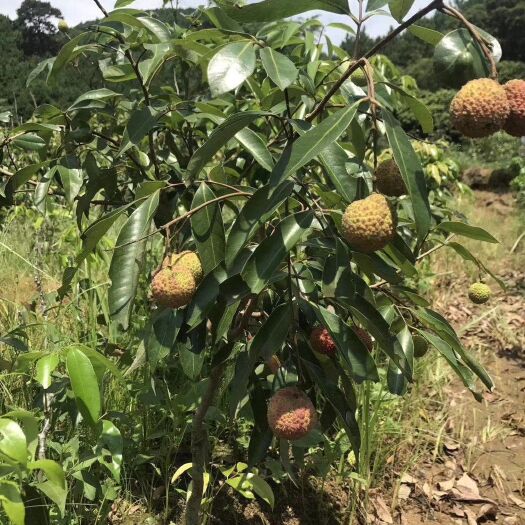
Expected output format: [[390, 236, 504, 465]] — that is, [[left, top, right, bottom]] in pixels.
[[162, 251, 203, 283], [267, 387, 317, 441], [468, 282, 491, 304], [351, 68, 368, 87], [57, 19, 69, 32], [341, 193, 397, 253], [310, 327, 336, 357], [450, 78, 510, 138], [151, 267, 196, 309], [413, 335, 429, 358], [354, 327, 373, 352], [503, 79, 525, 137], [375, 159, 406, 197]]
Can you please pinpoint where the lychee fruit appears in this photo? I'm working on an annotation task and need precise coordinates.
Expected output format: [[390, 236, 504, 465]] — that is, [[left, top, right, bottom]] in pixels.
[[375, 159, 406, 197], [162, 250, 203, 283], [503, 79, 525, 137], [468, 282, 491, 304], [150, 267, 196, 309], [413, 335, 429, 358], [267, 387, 317, 441], [310, 327, 337, 357], [341, 193, 397, 253], [450, 78, 510, 138], [57, 19, 69, 32]]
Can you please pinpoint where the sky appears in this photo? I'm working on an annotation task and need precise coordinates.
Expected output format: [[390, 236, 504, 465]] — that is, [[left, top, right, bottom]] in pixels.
[[0, 0, 430, 44]]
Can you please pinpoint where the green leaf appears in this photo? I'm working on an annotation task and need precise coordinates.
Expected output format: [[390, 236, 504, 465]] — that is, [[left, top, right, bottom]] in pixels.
[[35, 354, 60, 389], [50, 32, 93, 78], [249, 474, 275, 509], [0, 481, 25, 525], [119, 106, 158, 156], [12, 133, 46, 151], [433, 28, 501, 88], [179, 345, 205, 380], [208, 41, 256, 96], [386, 83, 433, 134], [57, 163, 83, 205], [109, 192, 160, 329], [97, 420, 123, 483], [66, 346, 101, 427], [270, 101, 362, 186], [186, 111, 264, 180], [408, 25, 443, 46], [250, 304, 291, 360], [242, 211, 314, 294], [219, 0, 349, 22], [382, 109, 431, 242], [388, 0, 415, 21], [387, 326, 413, 395], [307, 302, 379, 382], [260, 48, 298, 90], [0, 419, 27, 466], [29, 460, 67, 515], [235, 128, 275, 172], [115, 0, 136, 6], [68, 88, 121, 111], [226, 181, 293, 267], [191, 183, 226, 274], [437, 221, 499, 244]]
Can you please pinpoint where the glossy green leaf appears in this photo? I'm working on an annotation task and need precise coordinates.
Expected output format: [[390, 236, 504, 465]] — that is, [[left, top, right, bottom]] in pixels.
[[0, 481, 25, 525], [68, 88, 121, 111], [35, 354, 60, 389], [0, 419, 27, 466], [219, 0, 349, 22], [437, 221, 499, 243], [191, 183, 226, 274], [235, 128, 275, 171], [179, 345, 205, 380], [226, 181, 293, 267], [387, 326, 413, 395], [242, 211, 314, 293], [119, 106, 158, 156], [29, 459, 67, 516], [250, 304, 291, 360], [408, 25, 443, 46], [260, 47, 298, 90], [270, 101, 362, 186], [97, 420, 123, 483], [383, 109, 431, 242], [186, 111, 264, 180], [208, 41, 256, 96], [12, 133, 46, 151], [66, 347, 101, 427], [388, 0, 415, 21], [109, 192, 159, 328]]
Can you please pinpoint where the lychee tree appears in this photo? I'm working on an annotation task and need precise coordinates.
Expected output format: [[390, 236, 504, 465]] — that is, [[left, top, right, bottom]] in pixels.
[[0, 0, 518, 523]]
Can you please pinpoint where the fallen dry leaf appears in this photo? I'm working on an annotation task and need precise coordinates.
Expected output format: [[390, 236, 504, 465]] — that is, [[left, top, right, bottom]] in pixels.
[[456, 473, 480, 497], [372, 496, 393, 524], [438, 478, 455, 491], [508, 494, 525, 509], [477, 503, 497, 521]]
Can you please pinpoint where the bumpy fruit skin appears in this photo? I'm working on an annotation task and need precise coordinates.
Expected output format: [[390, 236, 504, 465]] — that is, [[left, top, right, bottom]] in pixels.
[[310, 327, 337, 356], [150, 267, 196, 308], [450, 78, 510, 138], [341, 194, 397, 253], [351, 68, 368, 87], [468, 282, 491, 304], [503, 79, 525, 137], [375, 159, 406, 197], [267, 387, 317, 441], [354, 327, 373, 352], [162, 251, 203, 282], [57, 19, 69, 32], [413, 335, 429, 358]]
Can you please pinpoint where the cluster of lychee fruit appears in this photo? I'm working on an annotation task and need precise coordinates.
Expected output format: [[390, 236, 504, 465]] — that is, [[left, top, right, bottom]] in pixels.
[[150, 251, 203, 308], [450, 78, 525, 138]]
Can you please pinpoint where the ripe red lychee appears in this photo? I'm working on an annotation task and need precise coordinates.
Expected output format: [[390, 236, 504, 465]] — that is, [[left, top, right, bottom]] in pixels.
[[267, 387, 317, 441], [309, 327, 337, 356]]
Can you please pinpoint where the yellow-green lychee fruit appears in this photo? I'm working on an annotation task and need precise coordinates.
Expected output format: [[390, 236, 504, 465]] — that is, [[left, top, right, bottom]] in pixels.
[[150, 267, 196, 309], [450, 78, 510, 138], [375, 159, 406, 197], [468, 282, 491, 304], [413, 335, 429, 358], [341, 193, 397, 253], [351, 68, 368, 87], [503, 79, 525, 137], [162, 251, 203, 283], [354, 327, 373, 352], [57, 19, 69, 32], [267, 387, 317, 441]]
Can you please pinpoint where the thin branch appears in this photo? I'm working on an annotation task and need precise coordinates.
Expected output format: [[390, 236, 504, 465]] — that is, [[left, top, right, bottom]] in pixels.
[[306, 0, 444, 121]]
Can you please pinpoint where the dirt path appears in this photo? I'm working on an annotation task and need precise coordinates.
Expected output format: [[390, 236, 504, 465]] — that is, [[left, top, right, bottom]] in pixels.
[[397, 194, 525, 524]]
